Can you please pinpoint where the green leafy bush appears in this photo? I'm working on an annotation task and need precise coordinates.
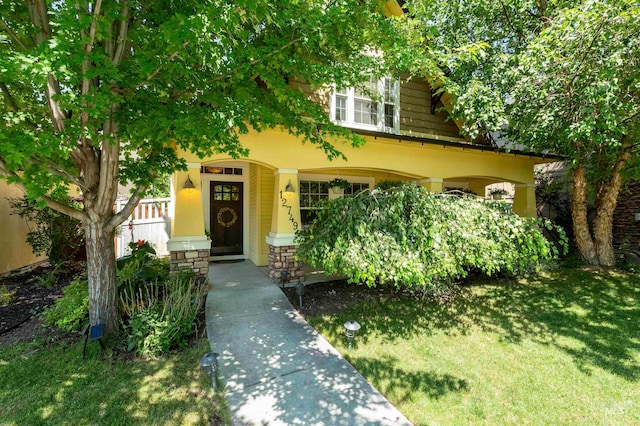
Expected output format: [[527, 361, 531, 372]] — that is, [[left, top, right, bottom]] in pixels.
[[120, 271, 206, 356], [42, 278, 89, 332], [117, 240, 168, 293], [0, 286, 16, 306], [10, 196, 85, 266], [296, 183, 567, 294]]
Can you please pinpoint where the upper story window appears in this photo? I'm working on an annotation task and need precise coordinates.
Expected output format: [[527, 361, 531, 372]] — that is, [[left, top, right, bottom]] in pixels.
[[331, 76, 400, 134]]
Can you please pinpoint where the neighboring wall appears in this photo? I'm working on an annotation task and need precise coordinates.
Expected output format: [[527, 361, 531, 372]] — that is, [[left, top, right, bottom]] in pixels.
[[613, 180, 640, 252], [0, 180, 45, 275]]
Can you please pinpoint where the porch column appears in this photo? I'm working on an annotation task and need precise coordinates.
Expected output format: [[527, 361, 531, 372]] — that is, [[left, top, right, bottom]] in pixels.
[[167, 162, 210, 278], [266, 169, 303, 283], [418, 178, 443, 193], [468, 182, 487, 197], [513, 183, 537, 217]]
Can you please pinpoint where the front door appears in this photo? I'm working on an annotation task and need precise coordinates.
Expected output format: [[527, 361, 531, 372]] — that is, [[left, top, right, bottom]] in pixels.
[[210, 181, 243, 255]]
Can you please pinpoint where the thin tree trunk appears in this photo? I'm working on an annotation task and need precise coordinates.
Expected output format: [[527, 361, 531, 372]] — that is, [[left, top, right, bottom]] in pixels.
[[571, 164, 598, 264], [84, 220, 119, 335]]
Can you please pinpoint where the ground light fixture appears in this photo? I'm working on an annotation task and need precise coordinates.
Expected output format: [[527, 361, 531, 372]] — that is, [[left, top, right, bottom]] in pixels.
[[296, 281, 304, 309], [199, 352, 219, 392], [344, 320, 361, 349]]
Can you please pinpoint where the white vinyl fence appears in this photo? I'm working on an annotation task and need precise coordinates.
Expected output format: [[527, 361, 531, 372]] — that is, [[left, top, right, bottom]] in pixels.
[[115, 197, 172, 257]]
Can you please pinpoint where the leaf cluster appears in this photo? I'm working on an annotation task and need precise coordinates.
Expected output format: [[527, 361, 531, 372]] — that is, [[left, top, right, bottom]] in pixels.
[[295, 183, 566, 293], [42, 277, 89, 332]]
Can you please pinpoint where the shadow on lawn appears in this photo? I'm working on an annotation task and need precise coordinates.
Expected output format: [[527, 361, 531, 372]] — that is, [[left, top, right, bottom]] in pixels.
[[347, 355, 468, 403], [0, 339, 223, 425], [317, 269, 640, 381]]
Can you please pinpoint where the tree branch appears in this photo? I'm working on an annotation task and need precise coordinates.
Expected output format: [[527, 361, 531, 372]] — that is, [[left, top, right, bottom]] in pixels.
[[0, 82, 19, 111], [109, 183, 146, 228], [27, 156, 88, 192], [133, 41, 189, 90], [211, 37, 303, 84], [112, 3, 130, 67], [79, 0, 103, 148], [0, 158, 87, 222], [0, 18, 28, 50], [27, 0, 67, 132]]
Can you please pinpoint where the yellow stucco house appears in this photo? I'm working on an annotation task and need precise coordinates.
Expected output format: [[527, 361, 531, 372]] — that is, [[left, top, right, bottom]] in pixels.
[[167, 69, 553, 282]]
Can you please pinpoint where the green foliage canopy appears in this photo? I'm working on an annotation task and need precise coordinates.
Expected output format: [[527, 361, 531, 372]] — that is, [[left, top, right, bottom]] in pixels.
[[295, 184, 566, 292], [406, 0, 640, 265]]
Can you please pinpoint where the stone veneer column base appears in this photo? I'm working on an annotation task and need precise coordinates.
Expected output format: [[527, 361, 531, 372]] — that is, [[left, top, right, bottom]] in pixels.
[[268, 244, 304, 284], [170, 249, 210, 278]]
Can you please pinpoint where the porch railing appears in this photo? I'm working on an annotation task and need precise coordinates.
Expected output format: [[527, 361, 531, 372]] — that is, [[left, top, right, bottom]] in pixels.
[[115, 197, 172, 257]]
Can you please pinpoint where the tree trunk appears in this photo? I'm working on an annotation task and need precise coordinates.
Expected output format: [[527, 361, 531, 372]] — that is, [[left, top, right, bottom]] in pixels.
[[571, 164, 598, 264], [84, 220, 119, 335], [592, 137, 632, 266], [593, 184, 620, 267]]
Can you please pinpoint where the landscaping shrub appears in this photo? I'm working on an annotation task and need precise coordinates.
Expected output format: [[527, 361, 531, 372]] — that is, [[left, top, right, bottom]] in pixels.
[[296, 183, 567, 294], [42, 277, 89, 332], [0, 286, 15, 306], [120, 270, 206, 356], [10, 196, 85, 266], [117, 240, 169, 294]]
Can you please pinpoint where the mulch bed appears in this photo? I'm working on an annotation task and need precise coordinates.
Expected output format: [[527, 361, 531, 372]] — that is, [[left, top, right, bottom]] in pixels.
[[0, 263, 80, 348], [281, 279, 401, 318]]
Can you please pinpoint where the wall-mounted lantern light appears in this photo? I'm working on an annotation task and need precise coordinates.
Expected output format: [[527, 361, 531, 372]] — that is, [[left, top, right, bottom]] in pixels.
[[283, 180, 295, 196], [183, 175, 196, 191]]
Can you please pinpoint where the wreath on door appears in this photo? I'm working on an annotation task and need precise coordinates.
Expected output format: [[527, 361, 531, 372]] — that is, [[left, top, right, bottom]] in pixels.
[[217, 207, 238, 228]]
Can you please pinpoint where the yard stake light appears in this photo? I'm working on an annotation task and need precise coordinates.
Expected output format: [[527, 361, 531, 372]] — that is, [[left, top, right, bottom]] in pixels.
[[344, 320, 361, 349], [199, 352, 219, 392], [296, 281, 304, 309]]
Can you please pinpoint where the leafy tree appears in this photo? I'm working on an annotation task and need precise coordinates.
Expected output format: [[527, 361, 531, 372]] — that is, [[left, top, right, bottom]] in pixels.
[[0, 1, 429, 334], [408, 0, 640, 266], [296, 183, 565, 292]]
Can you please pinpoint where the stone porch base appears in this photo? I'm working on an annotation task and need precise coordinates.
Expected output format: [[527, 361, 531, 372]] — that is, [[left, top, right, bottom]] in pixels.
[[170, 249, 210, 278], [268, 244, 304, 283]]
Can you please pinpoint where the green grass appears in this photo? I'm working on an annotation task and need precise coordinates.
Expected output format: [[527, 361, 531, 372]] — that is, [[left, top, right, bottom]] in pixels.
[[309, 269, 640, 425], [0, 338, 229, 425]]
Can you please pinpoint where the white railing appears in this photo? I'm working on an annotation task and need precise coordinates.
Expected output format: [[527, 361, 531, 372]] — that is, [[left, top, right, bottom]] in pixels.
[[115, 197, 172, 257]]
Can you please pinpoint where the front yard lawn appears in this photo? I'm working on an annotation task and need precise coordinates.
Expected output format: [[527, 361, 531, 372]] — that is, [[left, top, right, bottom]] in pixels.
[[0, 338, 227, 425], [309, 269, 640, 425]]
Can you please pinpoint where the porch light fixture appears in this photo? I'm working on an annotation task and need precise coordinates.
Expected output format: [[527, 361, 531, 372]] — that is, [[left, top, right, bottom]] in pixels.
[[344, 320, 361, 349], [284, 180, 295, 194], [183, 175, 196, 191], [199, 352, 219, 392]]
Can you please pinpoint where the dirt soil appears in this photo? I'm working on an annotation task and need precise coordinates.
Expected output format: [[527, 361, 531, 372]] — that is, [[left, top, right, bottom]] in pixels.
[[0, 263, 81, 348], [282, 279, 401, 318]]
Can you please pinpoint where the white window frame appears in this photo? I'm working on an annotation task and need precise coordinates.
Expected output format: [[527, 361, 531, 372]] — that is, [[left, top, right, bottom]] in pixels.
[[331, 77, 400, 134], [298, 175, 375, 226]]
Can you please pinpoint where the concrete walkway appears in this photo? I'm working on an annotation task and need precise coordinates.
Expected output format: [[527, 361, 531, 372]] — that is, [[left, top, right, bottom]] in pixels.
[[205, 261, 412, 426]]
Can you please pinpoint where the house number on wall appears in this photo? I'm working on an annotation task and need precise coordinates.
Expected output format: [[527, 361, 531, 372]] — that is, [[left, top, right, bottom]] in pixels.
[[279, 190, 299, 231]]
